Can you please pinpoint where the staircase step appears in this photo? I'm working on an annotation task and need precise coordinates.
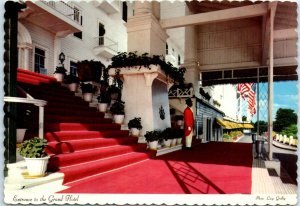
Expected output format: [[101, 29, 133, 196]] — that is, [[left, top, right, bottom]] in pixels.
[[45, 108, 104, 117], [17, 68, 57, 81], [33, 94, 85, 104], [47, 136, 139, 154], [20, 84, 77, 98], [46, 130, 129, 142], [45, 123, 120, 131], [60, 152, 151, 184], [48, 144, 147, 169], [44, 115, 111, 123]]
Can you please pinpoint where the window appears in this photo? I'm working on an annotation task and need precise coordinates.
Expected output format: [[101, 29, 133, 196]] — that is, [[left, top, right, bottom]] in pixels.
[[73, 32, 82, 39], [34, 47, 45, 73], [73, 7, 82, 25], [166, 43, 168, 55], [98, 23, 105, 45], [178, 55, 181, 65], [70, 61, 77, 76], [122, 2, 128, 22]]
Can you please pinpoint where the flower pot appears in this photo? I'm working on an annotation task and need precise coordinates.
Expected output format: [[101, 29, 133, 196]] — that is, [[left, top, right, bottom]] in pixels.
[[83, 92, 93, 102], [98, 103, 108, 112], [130, 128, 140, 137], [68, 83, 79, 92], [16, 128, 27, 143], [176, 138, 182, 145], [163, 139, 171, 147], [24, 156, 50, 176], [171, 138, 177, 147], [176, 120, 183, 126], [283, 135, 288, 144], [113, 114, 125, 124], [148, 141, 158, 150], [54, 73, 64, 82]]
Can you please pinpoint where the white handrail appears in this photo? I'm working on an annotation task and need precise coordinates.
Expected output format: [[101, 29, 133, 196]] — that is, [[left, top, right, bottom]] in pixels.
[[4, 96, 47, 139]]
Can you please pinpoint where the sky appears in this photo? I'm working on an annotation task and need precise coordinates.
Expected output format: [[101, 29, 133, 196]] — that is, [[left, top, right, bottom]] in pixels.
[[250, 81, 298, 122]]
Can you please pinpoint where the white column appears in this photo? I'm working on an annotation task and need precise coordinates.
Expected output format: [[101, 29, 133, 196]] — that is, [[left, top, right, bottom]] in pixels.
[[24, 48, 30, 70], [268, 2, 277, 160]]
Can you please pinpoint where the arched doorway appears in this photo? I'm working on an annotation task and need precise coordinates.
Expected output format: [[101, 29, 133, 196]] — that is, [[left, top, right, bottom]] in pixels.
[[17, 22, 33, 70]]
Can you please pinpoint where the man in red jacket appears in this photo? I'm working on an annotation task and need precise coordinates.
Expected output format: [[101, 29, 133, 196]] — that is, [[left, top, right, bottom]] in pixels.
[[184, 98, 194, 149]]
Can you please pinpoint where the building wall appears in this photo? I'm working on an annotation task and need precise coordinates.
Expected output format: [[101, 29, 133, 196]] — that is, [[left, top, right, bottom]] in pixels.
[[152, 79, 171, 130], [19, 20, 55, 73], [211, 84, 238, 120], [61, 2, 128, 72], [197, 18, 262, 70]]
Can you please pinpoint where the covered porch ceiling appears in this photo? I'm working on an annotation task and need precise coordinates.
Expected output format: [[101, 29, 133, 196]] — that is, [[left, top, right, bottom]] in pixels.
[[178, 1, 298, 86]]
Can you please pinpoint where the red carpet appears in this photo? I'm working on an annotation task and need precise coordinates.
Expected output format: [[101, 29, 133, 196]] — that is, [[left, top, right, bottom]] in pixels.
[[17, 68, 154, 184], [59, 142, 253, 194]]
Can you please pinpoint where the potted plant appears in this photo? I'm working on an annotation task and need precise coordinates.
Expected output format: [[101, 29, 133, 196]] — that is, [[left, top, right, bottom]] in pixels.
[[174, 128, 184, 145], [175, 115, 184, 126], [64, 74, 80, 92], [54, 66, 67, 82], [128, 117, 143, 137], [81, 83, 94, 102], [110, 100, 125, 124], [18, 137, 49, 176], [144, 130, 161, 150], [97, 93, 110, 112], [108, 85, 121, 101], [77, 60, 105, 82], [161, 127, 173, 147]]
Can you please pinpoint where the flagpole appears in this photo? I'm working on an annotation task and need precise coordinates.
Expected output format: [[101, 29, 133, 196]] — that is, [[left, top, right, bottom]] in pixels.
[[257, 68, 260, 135]]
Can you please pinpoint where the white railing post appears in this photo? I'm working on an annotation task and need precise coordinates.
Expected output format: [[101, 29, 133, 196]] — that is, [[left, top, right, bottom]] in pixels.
[[39, 106, 44, 139]]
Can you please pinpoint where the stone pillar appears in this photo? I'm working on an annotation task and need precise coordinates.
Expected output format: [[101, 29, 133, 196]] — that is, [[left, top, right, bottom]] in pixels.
[[109, 66, 172, 137], [127, 2, 168, 56]]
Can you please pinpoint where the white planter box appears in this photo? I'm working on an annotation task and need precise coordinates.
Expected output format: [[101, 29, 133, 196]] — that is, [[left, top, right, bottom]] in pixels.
[[176, 138, 182, 145], [24, 156, 50, 176], [114, 114, 125, 124], [54, 73, 64, 82], [149, 141, 158, 150], [130, 128, 140, 137], [163, 139, 171, 147], [171, 138, 177, 147], [98, 103, 108, 112], [83, 93, 93, 102], [68, 83, 79, 92]]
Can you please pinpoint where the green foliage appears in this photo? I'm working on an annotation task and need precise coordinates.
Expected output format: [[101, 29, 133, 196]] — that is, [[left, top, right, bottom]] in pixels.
[[144, 130, 162, 142], [281, 124, 298, 139], [213, 99, 221, 107], [77, 60, 106, 82], [81, 83, 95, 93], [97, 93, 110, 103], [108, 52, 186, 88], [54, 66, 67, 74], [242, 115, 247, 122], [64, 74, 80, 84], [128, 117, 142, 130], [161, 128, 174, 140], [274, 108, 297, 132], [254, 120, 268, 135], [19, 137, 47, 158], [110, 101, 125, 115]]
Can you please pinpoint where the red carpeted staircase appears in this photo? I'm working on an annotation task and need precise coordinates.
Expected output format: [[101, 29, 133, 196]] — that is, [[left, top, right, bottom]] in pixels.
[[17, 68, 154, 185]]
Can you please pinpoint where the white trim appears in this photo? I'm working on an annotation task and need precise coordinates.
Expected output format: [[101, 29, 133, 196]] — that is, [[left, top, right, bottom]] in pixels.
[[33, 44, 49, 73]]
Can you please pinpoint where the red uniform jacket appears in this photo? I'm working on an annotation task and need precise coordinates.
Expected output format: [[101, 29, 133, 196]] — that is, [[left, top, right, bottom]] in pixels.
[[184, 107, 194, 136]]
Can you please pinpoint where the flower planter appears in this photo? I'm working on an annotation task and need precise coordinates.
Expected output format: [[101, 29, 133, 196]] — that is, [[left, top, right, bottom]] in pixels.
[[176, 138, 182, 145], [163, 139, 171, 147], [24, 156, 50, 176], [16, 128, 27, 143], [148, 141, 158, 150], [171, 138, 177, 147], [176, 120, 183, 126], [130, 128, 140, 137], [68, 83, 79, 92], [289, 136, 294, 146], [54, 73, 64, 82], [83, 92, 93, 102], [113, 114, 125, 124], [98, 103, 108, 112], [283, 135, 288, 144]]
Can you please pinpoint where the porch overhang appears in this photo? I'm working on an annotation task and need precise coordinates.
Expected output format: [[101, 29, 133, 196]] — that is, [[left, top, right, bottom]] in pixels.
[[19, 1, 82, 36]]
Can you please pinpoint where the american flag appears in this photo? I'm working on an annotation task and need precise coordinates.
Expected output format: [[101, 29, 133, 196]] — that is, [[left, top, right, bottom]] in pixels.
[[238, 83, 256, 116]]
